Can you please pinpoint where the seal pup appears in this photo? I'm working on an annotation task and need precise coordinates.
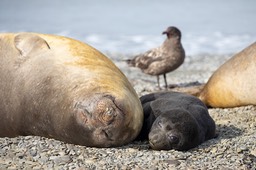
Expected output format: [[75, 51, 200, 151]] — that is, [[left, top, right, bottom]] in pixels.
[[125, 26, 185, 88], [137, 92, 216, 151], [0, 32, 143, 147], [198, 42, 256, 108]]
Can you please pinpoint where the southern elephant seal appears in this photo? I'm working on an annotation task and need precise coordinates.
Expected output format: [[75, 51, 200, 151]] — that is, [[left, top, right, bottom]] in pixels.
[[137, 92, 216, 151], [0, 32, 143, 147], [198, 42, 256, 108]]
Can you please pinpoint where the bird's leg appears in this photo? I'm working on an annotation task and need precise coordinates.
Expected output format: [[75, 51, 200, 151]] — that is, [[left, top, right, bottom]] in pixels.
[[157, 75, 160, 88], [163, 74, 168, 89]]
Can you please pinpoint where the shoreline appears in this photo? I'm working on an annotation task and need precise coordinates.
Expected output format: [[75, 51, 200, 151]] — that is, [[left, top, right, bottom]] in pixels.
[[0, 53, 255, 169]]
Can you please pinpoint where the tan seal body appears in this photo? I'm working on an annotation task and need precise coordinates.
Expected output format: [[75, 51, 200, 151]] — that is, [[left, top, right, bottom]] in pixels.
[[199, 42, 256, 108], [0, 32, 143, 147]]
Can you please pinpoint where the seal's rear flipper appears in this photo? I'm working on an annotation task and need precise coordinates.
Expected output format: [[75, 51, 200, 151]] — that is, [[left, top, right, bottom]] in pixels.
[[170, 83, 205, 97]]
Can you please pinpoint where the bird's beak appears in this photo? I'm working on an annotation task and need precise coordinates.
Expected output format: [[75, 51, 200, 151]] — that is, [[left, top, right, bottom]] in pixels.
[[162, 31, 167, 35]]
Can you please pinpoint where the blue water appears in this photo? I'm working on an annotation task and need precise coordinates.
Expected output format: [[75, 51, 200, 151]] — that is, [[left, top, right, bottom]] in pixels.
[[1, 0, 255, 56]]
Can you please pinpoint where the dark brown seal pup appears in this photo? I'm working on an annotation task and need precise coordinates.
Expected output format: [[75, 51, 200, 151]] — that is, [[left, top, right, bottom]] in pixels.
[[198, 42, 256, 108], [126, 26, 185, 88], [137, 92, 216, 151], [0, 32, 143, 147]]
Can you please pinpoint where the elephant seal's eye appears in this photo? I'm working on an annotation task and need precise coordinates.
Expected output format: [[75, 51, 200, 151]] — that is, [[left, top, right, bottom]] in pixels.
[[105, 107, 113, 116], [102, 107, 115, 124]]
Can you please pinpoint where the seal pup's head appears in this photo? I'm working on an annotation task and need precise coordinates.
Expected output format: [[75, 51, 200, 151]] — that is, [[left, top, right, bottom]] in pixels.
[[148, 109, 201, 151]]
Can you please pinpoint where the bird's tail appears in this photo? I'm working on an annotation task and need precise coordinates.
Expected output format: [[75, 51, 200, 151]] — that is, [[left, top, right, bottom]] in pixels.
[[123, 59, 135, 67]]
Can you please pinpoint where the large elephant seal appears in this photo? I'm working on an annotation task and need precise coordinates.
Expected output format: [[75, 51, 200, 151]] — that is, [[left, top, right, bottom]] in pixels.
[[0, 32, 143, 147], [137, 92, 216, 151], [198, 42, 256, 108]]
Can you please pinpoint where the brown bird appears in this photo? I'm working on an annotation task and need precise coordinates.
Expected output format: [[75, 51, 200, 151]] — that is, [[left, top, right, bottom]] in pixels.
[[126, 26, 185, 88]]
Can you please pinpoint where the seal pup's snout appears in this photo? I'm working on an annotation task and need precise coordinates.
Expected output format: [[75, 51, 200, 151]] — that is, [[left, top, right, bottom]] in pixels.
[[148, 133, 166, 150], [148, 115, 183, 150], [148, 118, 170, 150], [158, 119, 180, 145]]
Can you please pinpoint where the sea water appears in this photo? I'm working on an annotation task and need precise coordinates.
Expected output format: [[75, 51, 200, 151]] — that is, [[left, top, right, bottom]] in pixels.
[[0, 0, 255, 57]]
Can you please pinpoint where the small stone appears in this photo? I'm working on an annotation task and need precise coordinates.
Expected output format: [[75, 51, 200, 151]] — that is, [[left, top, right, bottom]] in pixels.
[[49, 155, 71, 165], [38, 155, 49, 164], [164, 159, 181, 166], [84, 159, 96, 164], [77, 155, 84, 160], [237, 146, 248, 153], [137, 153, 144, 157], [127, 148, 137, 153], [30, 149, 37, 157], [211, 147, 218, 153], [250, 149, 256, 156], [32, 166, 42, 170], [58, 151, 66, 156], [175, 154, 187, 160], [16, 153, 25, 159], [240, 145, 248, 151], [8, 166, 18, 170]]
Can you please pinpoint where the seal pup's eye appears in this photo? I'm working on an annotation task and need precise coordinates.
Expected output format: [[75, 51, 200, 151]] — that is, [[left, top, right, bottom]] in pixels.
[[168, 135, 179, 144]]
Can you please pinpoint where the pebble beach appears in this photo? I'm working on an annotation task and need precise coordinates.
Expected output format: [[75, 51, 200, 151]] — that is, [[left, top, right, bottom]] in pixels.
[[0, 53, 255, 170]]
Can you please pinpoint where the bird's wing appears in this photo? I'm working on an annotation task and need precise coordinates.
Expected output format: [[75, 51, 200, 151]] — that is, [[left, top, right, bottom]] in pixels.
[[135, 47, 166, 69]]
